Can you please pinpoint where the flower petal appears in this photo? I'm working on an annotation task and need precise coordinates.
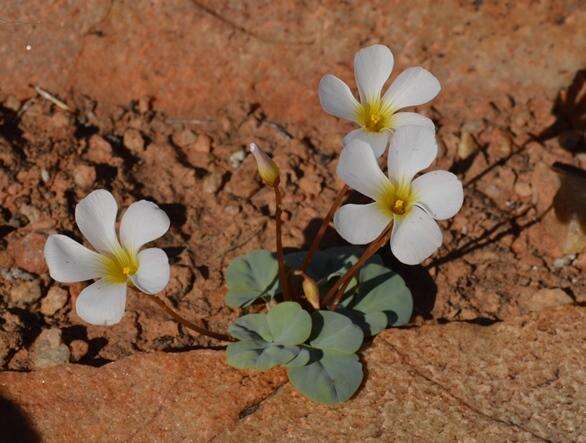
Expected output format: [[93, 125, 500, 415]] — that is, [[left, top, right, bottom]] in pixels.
[[391, 112, 435, 130], [390, 206, 442, 265], [131, 248, 170, 295], [343, 129, 390, 158], [383, 67, 441, 110], [75, 189, 120, 255], [412, 171, 464, 220], [75, 279, 127, 326], [120, 200, 170, 253], [318, 74, 360, 121], [44, 234, 105, 283], [337, 139, 391, 200], [388, 125, 438, 184], [334, 203, 390, 245], [354, 44, 394, 103]]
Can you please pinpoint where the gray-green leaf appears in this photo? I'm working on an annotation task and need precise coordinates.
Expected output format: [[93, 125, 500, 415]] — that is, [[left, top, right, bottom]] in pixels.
[[266, 302, 312, 345], [228, 313, 273, 342], [225, 250, 279, 308], [309, 310, 363, 354], [349, 262, 413, 335], [227, 341, 301, 370], [287, 351, 363, 404]]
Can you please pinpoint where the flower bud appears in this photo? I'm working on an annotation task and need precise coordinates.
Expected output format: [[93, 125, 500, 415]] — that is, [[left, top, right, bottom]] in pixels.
[[300, 273, 320, 310], [249, 143, 280, 187]]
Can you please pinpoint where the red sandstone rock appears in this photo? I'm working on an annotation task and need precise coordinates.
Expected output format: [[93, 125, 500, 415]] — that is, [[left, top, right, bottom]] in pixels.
[[0, 351, 286, 442], [0, 306, 582, 442]]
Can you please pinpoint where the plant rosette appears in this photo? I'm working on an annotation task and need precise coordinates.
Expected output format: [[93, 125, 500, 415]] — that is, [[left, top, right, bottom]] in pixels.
[[224, 247, 413, 404]]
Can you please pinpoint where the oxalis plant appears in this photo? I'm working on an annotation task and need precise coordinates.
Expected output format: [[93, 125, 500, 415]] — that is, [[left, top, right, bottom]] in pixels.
[[43, 44, 463, 404]]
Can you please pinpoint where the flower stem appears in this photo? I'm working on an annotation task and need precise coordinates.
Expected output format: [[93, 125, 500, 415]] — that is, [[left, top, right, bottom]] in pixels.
[[323, 222, 393, 309], [300, 184, 349, 274], [274, 184, 292, 301], [150, 295, 234, 342]]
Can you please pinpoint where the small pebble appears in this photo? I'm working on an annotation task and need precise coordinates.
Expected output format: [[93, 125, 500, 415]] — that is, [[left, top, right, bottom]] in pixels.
[[30, 328, 70, 369], [123, 128, 145, 153], [9, 280, 42, 308], [553, 254, 576, 269], [41, 286, 69, 316], [69, 340, 89, 361], [229, 149, 246, 168], [203, 172, 223, 194]]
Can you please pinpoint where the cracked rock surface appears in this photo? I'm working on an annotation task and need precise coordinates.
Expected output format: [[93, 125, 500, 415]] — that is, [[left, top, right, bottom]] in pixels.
[[0, 306, 583, 442]]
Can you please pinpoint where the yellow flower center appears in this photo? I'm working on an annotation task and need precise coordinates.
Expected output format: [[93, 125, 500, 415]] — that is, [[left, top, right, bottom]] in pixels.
[[101, 248, 139, 284], [377, 182, 416, 219], [356, 100, 393, 133], [392, 199, 406, 215]]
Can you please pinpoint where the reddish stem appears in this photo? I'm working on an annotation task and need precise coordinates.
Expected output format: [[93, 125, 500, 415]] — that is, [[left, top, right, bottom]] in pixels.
[[323, 223, 393, 309], [150, 295, 234, 342]]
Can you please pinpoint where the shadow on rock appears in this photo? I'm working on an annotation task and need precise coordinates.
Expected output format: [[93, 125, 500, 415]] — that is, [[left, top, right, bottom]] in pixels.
[[382, 255, 438, 320], [538, 69, 585, 153], [0, 396, 41, 443], [300, 217, 340, 251]]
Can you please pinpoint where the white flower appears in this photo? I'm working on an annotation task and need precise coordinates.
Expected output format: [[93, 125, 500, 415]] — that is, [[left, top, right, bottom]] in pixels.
[[333, 125, 463, 265], [318, 44, 440, 157], [44, 190, 171, 325]]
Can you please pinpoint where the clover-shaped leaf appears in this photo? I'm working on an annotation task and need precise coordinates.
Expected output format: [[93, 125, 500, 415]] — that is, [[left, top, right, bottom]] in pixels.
[[339, 262, 413, 335], [226, 302, 312, 370], [228, 313, 272, 342], [266, 301, 312, 345], [225, 250, 279, 308], [227, 340, 303, 370], [287, 351, 363, 404], [308, 310, 363, 354], [285, 310, 364, 404]]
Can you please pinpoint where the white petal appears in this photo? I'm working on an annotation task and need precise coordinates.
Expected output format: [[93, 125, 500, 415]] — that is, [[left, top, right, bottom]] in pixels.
[[318, 75, 360, 121], [337, 139, 391, 200], [120, 200, 170, 253], [412, 171, 464, 220], [383, 67, 441, 110], [75, 279, 127, 326], [390, 206, 442, 265], [343, 129, 390, 158], [44, 234, 105, 283], [388, 125, 438, 184], [75, 189, 120, 255], [354, 44, 394, 103], [333, 203, 391, 245], [391, 112, 435, 130], [131, 248, 170, 294]]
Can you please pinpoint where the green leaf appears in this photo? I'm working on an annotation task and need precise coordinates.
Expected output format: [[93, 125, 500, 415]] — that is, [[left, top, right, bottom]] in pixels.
[[266, 302, 312, 345], [227, 341, 300, 370], [287, 351, 363, 404], [228, 313, 273, 342], [309, 310, 363, 354], [226, 340, 267, 369], [340, 262, 413, 335], [227, 302, 313, 371], [256, 345, 300, 370], [284, 347, 311, 368], [225, 250, 279, 308]]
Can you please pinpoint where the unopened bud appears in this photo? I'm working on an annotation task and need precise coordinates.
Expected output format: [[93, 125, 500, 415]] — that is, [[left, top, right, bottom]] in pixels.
[[249, 143, 279, 187], [300, 273, 320, 310]]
